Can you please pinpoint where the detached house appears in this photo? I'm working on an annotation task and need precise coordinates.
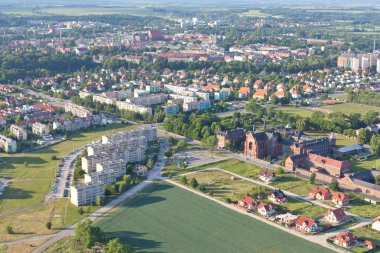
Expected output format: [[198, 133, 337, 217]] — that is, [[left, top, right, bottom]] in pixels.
[[334, 232, 357, 248], [295, 217, 318, 233], [309, 187, 331, 200], [372, 217, 380, 232], [238, 196, 257, 210], [332, 192, 349, 207], [257, 202, 276, 217], [268, 189, 287, 204], [238, 87, 251, 99], [324, 208, 346, 224], [252, 89, 268, 100], [259, 168, 275, 182]]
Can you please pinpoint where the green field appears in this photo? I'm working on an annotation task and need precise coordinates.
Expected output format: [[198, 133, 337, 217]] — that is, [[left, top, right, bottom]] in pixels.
[[350, 226, 380, 253], [239, 9, 283, 18], [305, 131, 358, 147], [273, 105, 314, 118], [0, 124, 133, 214], [321, 103, 380, 115], [95, 181, 333, 253]]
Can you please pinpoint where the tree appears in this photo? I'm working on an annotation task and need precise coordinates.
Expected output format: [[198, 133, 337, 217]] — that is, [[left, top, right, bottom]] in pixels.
[[330, 180, 340, 191], [96, 195, 104, 206], [198, 184, 206, 192], [46, 221, 52, 230], [375, 176, 380, 186], [180, 176, 188, 185], [105, 238, 135, 253], [146, 159, 154, 170], [176, 140, 188, 150], [363, 111, 379, 126], [203, 136, 216, 154], [190, 178, 198, 189], [74, 219, 103, 249], [51, 155, 57, 160], [296, 119, 306, 131], [370, 135, 380, 156], [78, 207, 84, 215], [164, 149, 173, 158], [6, 226, 14, 234], [310, 173, 316, 184], [275, 167, 284, 175], [357, 128, 372, 144], [24, 161, 29, 168], [167, 136, 176, 146], [123, 175, 132, 186]]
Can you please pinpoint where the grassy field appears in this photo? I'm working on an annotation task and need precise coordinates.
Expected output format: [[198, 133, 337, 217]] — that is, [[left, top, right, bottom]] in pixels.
[[273, 105, 314, 118], [270, 174, 316, 196], [163, 158, 263, 178], [95, 181, 333, 253], [305, 131, 358, 147], [321, 103, 380, 115], [351, 158, 380, 172], [345, 193, 380, 218], [239, 9, 283, 18], [0, 124, 132, 214]]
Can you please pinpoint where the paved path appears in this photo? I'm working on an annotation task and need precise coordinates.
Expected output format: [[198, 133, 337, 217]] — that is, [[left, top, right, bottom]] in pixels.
[[166, 178, 346, 253]]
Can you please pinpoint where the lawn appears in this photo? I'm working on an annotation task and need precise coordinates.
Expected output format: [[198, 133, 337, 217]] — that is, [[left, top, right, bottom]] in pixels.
[[350, 226, 380, 253], [271, 174, 316, 196], [163, 158, 262, 178], [239, 9, 282, 18], [281, 198, 326, 218], [95, 181, 333, 253], [305, 131, 358, 147], [345, 193, 380, 218], [321, 103, 380, 116], [351, 158, 380, 172], [0, 124, 133, 214], [273, 105, 314, 118]]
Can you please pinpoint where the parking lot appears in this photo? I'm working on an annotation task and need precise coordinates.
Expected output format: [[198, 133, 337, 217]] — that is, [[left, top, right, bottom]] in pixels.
[[173, 149, 227, 168], [51, 146, 86, 198]]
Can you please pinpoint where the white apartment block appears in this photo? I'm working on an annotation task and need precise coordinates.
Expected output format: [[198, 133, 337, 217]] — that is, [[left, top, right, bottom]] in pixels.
[[32, 122, 50, 136], [126, 94, 167, 106], [377, 58, 380, 73], [70, 182, 105, 206], [183, 100, 211, 112], [0, 134, 17, 153], [169, 94, 198, 103], [102, 127, 157, 144], [65, 102, 93, 118], [164, 84, 196, 96], [115, 101, 152, 115], [10, 125, 27, 141]]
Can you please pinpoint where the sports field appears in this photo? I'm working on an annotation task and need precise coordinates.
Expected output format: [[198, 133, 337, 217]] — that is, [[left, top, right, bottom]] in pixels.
[[95, 181, 333, 253], [0, 124, 133, 214]]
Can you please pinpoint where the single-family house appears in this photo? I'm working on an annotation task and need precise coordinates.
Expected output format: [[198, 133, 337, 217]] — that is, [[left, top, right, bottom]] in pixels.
[[372, 217, 380, 232], [238, 87, 251, 99], [324, 208, 346, 224], [238, 196, 257, 210], [275, 213, 299, 225], [295, 217, 318, 233], [268, 189, 287, 204], [253, 89, 268, 100], [309, 187, 331, 200], [334, 232, 357, 248], [257, 202, 276, 217], [259, 168, 275, 182], [332, 192, 349, 207]]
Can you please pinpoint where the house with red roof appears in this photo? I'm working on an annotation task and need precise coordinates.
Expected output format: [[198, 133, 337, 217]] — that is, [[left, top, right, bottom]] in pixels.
[[324, 208, 346, 224], [334, 232, 357, 248], [332, 192, 349, 207], [253, 80, 263, 89], [238, 196, 257, 210], [238, 87, 251, 99], [309, 187, 332, 200], [271, 91, 286, 99], [257, 202, 276, 217], [253, 89, 268, 100], [295, 217, 318, 233], [364, 240, 376, 250]]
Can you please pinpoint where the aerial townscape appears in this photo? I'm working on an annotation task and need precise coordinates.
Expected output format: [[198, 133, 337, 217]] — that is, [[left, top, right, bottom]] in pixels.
[[1, 0, 380, 252]]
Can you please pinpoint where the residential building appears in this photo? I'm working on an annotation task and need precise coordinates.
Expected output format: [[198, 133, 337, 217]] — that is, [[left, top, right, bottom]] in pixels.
[[275, 213, 299, 225], [253, 89, 268, 100], [183, 100, 210, 112], [238, 196, 257, 210], [32, 122, 50, 136], [0, 134, 17, 153], [309, 187, 332, 200], [70, 183, 105, 206], [324, 208, 346, 224], [162, 104, 179, 115], [289, 137, 334, 156], [257, 202, 276, 217], [334, 232, 357, 248], [65, 103, 93, 118], [115, 101, 152, 115], [259, 168, 275, 183], [295, 217, 318, 233], [332, 192, 349, 207], [10, 125, 27, 141], [268, 189, 287, 204], [372, 217, 380, 232]]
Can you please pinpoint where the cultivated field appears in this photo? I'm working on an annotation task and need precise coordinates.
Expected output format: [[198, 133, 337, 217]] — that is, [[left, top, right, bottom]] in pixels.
[[0, 124, 133, 214], [239, 9, 283, 18], [95, 181, 333, 253]]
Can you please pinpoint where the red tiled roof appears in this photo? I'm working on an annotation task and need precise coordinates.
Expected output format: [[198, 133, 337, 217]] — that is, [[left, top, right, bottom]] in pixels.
[[324, 208, 346, 221], [332, 192, 348, 202], [240, 196, 255, 206], [295, 217, 316, 228], [310, 187, 331, 197], [307, 154, 350, 170], [238, 87, 251, 95]]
